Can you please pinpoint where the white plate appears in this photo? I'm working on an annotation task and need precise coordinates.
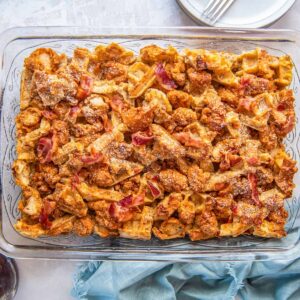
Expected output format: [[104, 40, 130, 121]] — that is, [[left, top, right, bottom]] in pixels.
[[177, 0, 296, 28]]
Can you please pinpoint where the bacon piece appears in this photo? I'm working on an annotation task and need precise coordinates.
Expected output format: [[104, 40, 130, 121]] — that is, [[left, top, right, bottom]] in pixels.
[[119, 195, 133, 207], [247, 157, 259, 166], [132, 129, 154, 146], [220, 153, 242, 172], [147, 180, 161, 197], [108, 203, 134, 223], [42, 109, 57, 120], [80, 152, 105, 165], [68, 106, 80, 123], [173, 132, 203, 148], [277, 103, 287, 111], [109, 193, 145, 222], [43, 199, 56, 216], [110, 93, 128, 113], [248, 172, 260, 206], [155, 63, 177, 90], [37, 132, 54, 163], [39, 208, 52, 230], [131, 192, 145, 206], [231, 202, 238, 215], [76, 74, 94, 100]]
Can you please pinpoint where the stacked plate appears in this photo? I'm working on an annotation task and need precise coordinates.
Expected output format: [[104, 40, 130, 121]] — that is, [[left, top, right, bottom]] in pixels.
[[177, 0, 295, 28]]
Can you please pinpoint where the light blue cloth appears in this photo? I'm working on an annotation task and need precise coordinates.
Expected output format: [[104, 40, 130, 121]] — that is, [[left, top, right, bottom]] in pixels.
[[71, 259, 300, 300]]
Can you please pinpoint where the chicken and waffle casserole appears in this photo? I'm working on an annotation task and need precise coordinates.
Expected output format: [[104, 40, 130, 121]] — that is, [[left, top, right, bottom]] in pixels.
[[13, 43, 297, 241]]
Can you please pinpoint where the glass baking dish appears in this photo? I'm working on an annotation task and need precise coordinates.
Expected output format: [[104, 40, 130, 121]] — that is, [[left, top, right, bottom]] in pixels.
[[0, 26, 299, 261]]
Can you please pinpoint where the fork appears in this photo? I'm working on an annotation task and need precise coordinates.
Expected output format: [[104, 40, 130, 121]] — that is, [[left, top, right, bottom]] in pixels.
[[202, 0, 235, 24]]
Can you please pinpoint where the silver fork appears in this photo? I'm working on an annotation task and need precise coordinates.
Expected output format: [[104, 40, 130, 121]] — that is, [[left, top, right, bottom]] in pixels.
[[202, 0, 235, 24]]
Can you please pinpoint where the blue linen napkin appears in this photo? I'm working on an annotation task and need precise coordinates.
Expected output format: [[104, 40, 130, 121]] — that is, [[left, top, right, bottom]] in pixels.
[[71, 258, 300, 300]]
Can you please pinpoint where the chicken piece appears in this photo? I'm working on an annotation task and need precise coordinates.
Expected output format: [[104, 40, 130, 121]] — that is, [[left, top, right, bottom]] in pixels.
[[235, 201, 268, 226], [133, 145, 157, 166], [214, 196, 233, 221], [119, 206, 154, 240], [48, 215, 75, 236], [268, 207, 288, 224], [73, 216, 95, 236], [71, 123, 103, 138], [230, 177, 251, 199], [187, 68, 212, 91], [154, 193, 182, 220], [171, 108, 197, 127], [188, 211, 219, 241], [105, 142, 133, 160], [122, 107, 154, 132], [200, 103, 226, 133], [31, 163, 60, 192], [153, 218, 185, 240], [259, 189, 285, 211], [159, 169, 188, 192], [87, 200, 119, 230], [101, 61, 128, 83], [151, 124, 186, 160], [187, 165, 211, 193], [167, 90, 192, 108], [88, 168, 114, 187], [256, 167, 274, 186], [14, 220, 46, 238], [178, 197, 195, 225], [56, 185, 88, 217], [166, 58, 186, 86], [253, 220, 286, 238], [32, 70, 78, 107]]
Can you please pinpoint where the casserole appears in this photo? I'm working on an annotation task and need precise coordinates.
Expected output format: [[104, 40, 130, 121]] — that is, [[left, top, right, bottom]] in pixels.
[[0, 27, 299, 260]]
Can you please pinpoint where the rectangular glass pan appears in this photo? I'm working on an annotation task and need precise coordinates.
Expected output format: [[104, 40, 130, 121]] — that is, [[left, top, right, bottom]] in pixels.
[[0, 26, 299, 261]]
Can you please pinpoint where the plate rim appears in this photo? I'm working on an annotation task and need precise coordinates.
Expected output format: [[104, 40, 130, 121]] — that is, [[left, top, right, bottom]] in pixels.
[[176, 0, 296, 28]]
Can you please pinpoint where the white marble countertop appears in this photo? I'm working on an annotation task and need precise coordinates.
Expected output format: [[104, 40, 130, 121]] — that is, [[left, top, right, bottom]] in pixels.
[[0, 0, 299, 299]]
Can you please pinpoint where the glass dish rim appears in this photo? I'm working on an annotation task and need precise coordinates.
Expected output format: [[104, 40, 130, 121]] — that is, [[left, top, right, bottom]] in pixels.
[[0, 26, 299, 261]]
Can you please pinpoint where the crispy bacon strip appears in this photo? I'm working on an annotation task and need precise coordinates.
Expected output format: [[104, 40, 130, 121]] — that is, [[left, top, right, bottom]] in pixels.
[[39, 208, 52, 230], [109, 193, 145, 222], [155, 63, 177, 90], [147, 180, 161, 197], [110, 93, 128, 113], [37, 132, 54, 163], [80, 152, 105, 165], [76, 74, 94, 100], [173, 132, 203, 148], [132, 129, 154, 146]]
